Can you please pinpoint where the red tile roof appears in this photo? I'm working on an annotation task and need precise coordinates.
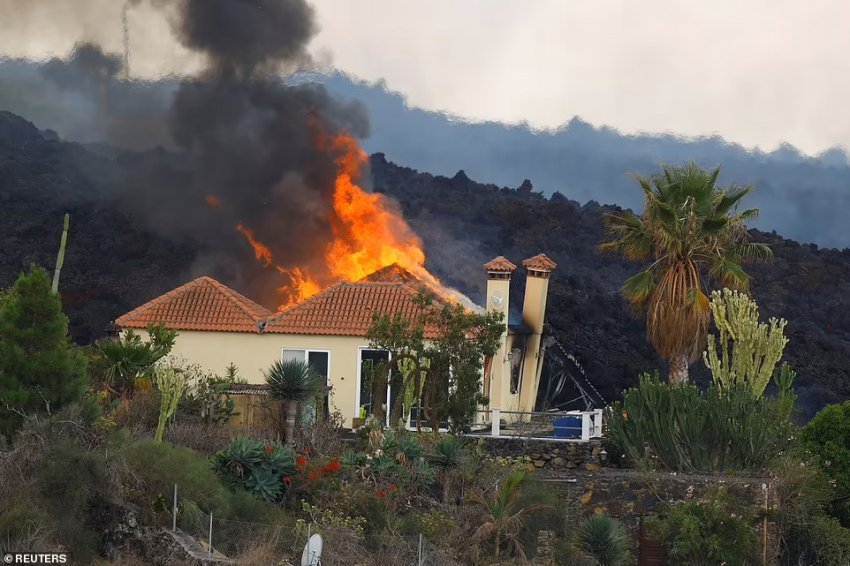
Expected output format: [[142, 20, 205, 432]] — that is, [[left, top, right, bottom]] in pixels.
[[115, 265, 450, 338], [264, 266, 446, 337], [483, 256, 517, 272], [522, 253, 558, 272], [115, 276, 272, 333]]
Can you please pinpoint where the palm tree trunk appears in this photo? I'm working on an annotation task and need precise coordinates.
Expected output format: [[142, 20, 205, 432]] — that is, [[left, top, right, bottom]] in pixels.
[[285, 399, 298, 446], [668, 355, 689, 383]]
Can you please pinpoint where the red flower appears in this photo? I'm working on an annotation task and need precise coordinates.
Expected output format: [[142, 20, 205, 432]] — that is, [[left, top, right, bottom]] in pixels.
[[295, 456, 307, 469], [323, 458, 341, 473], [282, 476, 292, 484], [375, 489, 385, 498], [265, 445, 273, 456], [308, 471, 320, 481], [388, 482, 397, 491]]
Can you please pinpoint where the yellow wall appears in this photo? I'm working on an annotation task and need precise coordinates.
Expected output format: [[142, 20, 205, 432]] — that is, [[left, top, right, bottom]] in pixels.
[[519, 274, 551, 414], [135, 329, 371, 428]]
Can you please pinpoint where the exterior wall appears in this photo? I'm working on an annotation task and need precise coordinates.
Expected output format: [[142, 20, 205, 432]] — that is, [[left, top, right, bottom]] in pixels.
[[519, 274, 550, 412], [485, 275, 511, 414], [133, 329, 370, 428]]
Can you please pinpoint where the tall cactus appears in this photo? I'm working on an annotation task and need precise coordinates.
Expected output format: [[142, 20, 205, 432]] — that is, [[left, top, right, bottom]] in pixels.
[[703, 288, 788, 397], [154, 363, 187, 443], [51, 213, 69, 294]]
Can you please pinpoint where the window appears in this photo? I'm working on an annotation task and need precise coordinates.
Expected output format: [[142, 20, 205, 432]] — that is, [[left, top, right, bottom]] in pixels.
[[357, 349, 389, 417], [281, 349, 330, 422]]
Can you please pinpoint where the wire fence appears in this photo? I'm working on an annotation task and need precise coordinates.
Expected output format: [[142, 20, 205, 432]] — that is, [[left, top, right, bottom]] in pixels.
[[172, 485, 457, 564]]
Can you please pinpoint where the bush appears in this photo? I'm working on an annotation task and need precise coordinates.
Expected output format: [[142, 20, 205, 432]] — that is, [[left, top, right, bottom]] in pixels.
[[212, 437, 296, 503], [607, 373, 795, 471], [573, 514, 630, 566], [809, 515, 850, 564], [647, 488, 759, 566], [801, 400, 850, 525], [123, 438, 231, 519]]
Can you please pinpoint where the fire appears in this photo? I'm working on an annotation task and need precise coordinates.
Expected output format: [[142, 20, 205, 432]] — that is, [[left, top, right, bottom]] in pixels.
[[236, 223, 272, 267], [234, 127, 447, 311], [204, 195, 223, 208]]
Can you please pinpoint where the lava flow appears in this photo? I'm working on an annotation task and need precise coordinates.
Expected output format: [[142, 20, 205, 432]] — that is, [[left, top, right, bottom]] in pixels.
[[234, 131, 446, 311]]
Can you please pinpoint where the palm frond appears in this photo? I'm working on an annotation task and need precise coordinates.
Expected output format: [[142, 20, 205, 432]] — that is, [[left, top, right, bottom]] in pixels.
[[265, 359, 321, 402]]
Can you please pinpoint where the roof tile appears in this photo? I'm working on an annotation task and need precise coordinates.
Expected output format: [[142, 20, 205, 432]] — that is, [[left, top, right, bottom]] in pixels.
[[522, 253, 558, 272], [115, 276, 272, 333], [484, 256, 517, 272]]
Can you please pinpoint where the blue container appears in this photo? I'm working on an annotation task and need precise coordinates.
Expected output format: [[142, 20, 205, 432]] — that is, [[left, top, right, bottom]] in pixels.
[[552, 416, 582, 439]]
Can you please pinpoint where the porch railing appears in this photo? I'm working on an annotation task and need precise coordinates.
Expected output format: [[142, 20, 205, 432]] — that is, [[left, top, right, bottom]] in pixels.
[[470, 408, 604, 441]]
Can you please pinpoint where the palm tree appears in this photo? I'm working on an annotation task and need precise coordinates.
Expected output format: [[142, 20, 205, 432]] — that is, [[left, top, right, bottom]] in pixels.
[[471, 470, 551, 561], [427, 434, 465, 503], [574, 514, 630, 566], [265, 359, 322, 446], [600, 162, 771, 382]]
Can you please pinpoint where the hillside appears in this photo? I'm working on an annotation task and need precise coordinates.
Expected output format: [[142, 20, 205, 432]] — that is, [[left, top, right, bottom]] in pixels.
[[3, 62, 850, 248], [1, 111, 848, 420]]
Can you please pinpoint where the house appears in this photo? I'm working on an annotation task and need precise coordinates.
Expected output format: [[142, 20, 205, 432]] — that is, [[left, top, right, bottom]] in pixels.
[[114, 254, 556, 428]]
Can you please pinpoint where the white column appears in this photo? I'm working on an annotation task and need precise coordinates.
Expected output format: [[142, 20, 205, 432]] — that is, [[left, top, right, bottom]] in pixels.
[[491, 408, 501, 436]]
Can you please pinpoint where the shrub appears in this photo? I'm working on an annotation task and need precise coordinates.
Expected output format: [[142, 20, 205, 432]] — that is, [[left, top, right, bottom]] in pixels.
[[647, 488, 759, 566], [809, 515, 850, 564], [212, 437, 295, 503], [123, 438, 231, 519], [607, 373, 795, 471], [801, 400, 850, 525], [573, 514, 630, 566]]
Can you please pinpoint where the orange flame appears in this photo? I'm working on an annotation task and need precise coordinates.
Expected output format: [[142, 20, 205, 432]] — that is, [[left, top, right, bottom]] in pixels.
[[205, 195, 223, 208], [236, 223, 272, 267], [234, 128, 448, 311]]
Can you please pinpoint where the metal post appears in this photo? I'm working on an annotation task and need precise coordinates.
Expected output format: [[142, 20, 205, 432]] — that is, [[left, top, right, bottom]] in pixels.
[[307, 522, 311, 544], [418, 533, 423, 566], [208, 513, 213, 557], [491, 408, 500, 436], [172, 484, 177, 531], [581, 412, 591, 441], [593, 409, 603, 437]]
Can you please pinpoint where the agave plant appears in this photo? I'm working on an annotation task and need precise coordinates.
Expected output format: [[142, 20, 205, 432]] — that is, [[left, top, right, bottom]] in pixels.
[[212, 437, 295, 502], [573, 514, 630, 566], [471, 470, 551, 561], [245, 467, 284, 502], [265, 359, 322, 446]]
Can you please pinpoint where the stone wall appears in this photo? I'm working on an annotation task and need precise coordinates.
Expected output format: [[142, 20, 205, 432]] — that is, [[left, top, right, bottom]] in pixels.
[[471, 436, 611, 471]]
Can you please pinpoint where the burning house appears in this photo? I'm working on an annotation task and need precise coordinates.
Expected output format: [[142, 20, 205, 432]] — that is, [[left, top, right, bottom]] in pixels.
[[114, 254, 556, 429]]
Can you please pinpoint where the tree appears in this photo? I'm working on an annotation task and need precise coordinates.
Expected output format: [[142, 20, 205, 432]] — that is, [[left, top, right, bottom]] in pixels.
[[600, 162, 771, 382], [0, 266, 87, 436], [89, 324, 176, 399], [471, 470, 550, 561], [266, 359, 322, 446], [366, 290, 504, 432], [703, 288, 788, 397]]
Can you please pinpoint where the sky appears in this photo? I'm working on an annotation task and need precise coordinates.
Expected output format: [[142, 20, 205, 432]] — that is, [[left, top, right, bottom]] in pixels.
[[2, 0, 850, 156]]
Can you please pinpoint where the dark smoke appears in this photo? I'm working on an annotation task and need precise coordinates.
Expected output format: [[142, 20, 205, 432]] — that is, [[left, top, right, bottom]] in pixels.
[[115, 0, 370, 305]]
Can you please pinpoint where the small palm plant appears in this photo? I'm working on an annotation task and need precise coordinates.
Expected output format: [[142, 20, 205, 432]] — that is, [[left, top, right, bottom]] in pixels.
[[574, 514, 630, 566], [266, 359, 322, 446], [428, 434, 465, 502], [471, 470, 551, 561]]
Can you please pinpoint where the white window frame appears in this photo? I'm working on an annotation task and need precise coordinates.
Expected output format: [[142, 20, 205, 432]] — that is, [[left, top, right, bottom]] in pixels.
[[356, 347, 396, 425], [281, 348, 332, 388]]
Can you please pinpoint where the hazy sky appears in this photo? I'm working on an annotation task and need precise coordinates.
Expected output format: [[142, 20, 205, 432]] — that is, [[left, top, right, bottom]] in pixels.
[[2, 0, 849, 155]]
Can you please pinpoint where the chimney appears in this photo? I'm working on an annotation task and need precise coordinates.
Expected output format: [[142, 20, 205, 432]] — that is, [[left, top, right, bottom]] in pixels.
[[518, 253, 557, 412], [483, 256, 517, 411]]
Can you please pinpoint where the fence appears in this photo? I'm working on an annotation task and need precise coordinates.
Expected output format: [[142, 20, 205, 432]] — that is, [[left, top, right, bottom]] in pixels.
[[171, 485, 457, 565], [468, 408, 604, 441]]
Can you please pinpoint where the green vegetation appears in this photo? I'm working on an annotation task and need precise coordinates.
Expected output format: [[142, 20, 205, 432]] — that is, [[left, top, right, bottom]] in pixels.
[[0, 266, 88, 437], [153, 362, 188, 443], [266, 359, 323, 446], [704, 288, 788, 397], [89, 324, 177, 399], [600, 162, 771, 382], [367, 290, 504, 432], [647, 488, 759, 566], [802, 400, 850, 525], [212, 437, 297, 503], [607, 372, 795, 471], [573, 514, 629, 566]]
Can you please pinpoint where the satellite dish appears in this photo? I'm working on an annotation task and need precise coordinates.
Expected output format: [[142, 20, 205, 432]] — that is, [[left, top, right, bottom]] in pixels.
[[301, 533, 323, 566]]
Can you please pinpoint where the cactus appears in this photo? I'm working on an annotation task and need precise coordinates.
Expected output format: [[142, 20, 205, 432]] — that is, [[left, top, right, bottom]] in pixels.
[[154, 363, 187, 443], [703, 288, 788, 397], [606, 373, 795, 472], [51, 213, 69, 294]]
